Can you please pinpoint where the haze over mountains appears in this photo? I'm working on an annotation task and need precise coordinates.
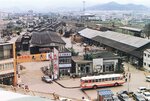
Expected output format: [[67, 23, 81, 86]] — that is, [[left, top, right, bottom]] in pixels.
[[88, 2, 149, 11]]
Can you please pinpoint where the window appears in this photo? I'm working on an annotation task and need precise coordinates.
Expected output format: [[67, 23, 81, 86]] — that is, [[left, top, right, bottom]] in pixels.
[[144, 62, 146, 66], [144, 53, 147, 57], [108, 78, 111, 81], [149, 64, 150, 67], [148, 54, 150, 58], [112, 78, 115, 81], [105, 78, 108, 81]]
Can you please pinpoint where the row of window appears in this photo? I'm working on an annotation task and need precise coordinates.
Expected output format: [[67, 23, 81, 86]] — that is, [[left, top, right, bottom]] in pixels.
[[59, 58, 71, 64], [144, 53, 150, 58], [144, 62, 150, 67], [0, 63, 14, 71], [82, 77, 122, 83]]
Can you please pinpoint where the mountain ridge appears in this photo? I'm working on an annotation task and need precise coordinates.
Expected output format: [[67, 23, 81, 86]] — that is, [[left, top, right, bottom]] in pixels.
[[88, 2, 149, 11]]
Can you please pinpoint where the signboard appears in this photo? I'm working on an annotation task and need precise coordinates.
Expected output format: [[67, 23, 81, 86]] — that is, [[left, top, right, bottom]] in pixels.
[[53, 48, 59, 80], [46, 52, 53, 60], [59, 64, 71, 68], [93, 58, 103, 73], [59, 53, 71, 57]]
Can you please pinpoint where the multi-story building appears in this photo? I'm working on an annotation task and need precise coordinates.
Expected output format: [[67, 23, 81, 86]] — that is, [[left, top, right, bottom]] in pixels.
[[0, 42, 16, 85], [143, 49, 150, 71]]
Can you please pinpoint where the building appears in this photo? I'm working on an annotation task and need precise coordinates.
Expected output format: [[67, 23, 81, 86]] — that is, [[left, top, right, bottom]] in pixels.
[[119, 26, 142, 37], [30, 31, 72, 77], [78, 28, 150, 67], [30, 31, 66, 54], [97, 89, 114, 101], [72, 51, 123, 77], [143, 49, 150, 71], [0, 42, 15, 85], [59, 52, 72, 76]]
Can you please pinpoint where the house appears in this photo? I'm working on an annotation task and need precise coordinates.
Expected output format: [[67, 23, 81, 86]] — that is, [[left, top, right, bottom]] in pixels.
[[30, 31, 66, 54]]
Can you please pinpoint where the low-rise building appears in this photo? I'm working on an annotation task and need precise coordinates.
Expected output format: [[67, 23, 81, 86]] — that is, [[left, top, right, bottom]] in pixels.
[[0, 42, 15, 85], [72, 51, 123, 77]]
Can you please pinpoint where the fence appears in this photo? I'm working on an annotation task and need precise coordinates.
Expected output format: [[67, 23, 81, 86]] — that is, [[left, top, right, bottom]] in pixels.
[[17, 53, 47, 63]]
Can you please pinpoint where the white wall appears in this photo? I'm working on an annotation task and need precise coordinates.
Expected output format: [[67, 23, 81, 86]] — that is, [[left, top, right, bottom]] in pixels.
[[143, 50, 150, 71]]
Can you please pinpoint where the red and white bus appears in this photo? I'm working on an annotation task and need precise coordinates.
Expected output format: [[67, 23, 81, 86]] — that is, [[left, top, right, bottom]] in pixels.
[[80, 74, 125, 89]]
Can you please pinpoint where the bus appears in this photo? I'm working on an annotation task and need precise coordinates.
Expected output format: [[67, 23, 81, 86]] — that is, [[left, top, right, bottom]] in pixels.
[[80, 74, 125, 89]]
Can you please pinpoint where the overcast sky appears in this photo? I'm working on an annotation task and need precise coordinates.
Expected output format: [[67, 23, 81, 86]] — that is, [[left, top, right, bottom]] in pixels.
[[0, 0, 149, 12]]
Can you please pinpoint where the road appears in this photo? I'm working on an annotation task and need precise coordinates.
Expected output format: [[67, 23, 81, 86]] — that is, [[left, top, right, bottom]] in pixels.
[[19, 61, 150, 101]]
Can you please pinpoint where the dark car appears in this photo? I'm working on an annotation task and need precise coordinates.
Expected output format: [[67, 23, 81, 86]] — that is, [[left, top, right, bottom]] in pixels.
[[118, 94, 131, 101], [41, 76, 53, 83], [112, 95, 120, 101], [133, 93, 146, 101]]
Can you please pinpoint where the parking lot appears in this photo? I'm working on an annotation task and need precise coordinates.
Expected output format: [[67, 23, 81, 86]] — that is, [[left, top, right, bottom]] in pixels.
[[19, 61, 150, 101]]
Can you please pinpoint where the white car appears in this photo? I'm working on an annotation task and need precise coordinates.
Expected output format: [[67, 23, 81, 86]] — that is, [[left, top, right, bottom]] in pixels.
[[137, 87, 146, 93], [143, 92, 150, 101]]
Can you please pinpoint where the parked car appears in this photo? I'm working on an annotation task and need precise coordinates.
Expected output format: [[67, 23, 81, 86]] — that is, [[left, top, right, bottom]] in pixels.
[[142, 92, 150, 101], [137, 87, 147, 93], [132, 93, 146, 101], [117, 90, 133, 97], [112, 95, 120, 101], [146, 76, 150, 82], [41, 76, 53, 83], [118, 94, 131, 101]]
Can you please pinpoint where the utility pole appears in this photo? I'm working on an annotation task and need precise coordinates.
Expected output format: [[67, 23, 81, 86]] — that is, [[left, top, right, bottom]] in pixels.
[[83, 1, 85, 12], [13, 43, 17, 86]]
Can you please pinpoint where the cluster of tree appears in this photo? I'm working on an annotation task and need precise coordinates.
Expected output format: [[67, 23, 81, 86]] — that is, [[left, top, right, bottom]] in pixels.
[[69, 48, 79, 56], [84, 53, 96, 60]]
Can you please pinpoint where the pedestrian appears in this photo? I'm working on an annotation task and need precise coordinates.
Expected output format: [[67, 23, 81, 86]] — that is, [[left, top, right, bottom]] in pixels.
[[40, 54, 43, 60], [82, 97, 85, 101]]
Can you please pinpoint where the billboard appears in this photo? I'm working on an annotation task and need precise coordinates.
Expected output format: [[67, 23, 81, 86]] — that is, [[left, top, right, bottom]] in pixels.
[[93, 58, 103, 73]]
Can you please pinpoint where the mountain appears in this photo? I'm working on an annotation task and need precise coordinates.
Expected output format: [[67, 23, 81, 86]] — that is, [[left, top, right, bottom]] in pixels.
[[88, 2, 149, 11]]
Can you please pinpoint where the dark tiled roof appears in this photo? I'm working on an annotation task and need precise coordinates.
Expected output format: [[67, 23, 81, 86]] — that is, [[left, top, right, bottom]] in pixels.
[[31, 31, 65, 45]]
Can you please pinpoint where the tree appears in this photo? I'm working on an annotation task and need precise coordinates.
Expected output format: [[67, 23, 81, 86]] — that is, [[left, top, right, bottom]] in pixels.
[[144, 23, 150, 39]]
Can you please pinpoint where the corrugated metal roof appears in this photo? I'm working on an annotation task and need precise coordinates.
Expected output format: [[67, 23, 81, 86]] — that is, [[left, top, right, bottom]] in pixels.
[[78, 28, 103, 39], [78, 28, 150, 48]]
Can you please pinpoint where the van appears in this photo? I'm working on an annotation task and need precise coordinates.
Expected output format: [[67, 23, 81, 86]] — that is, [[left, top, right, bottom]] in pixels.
[[146, 76, 150, 82]]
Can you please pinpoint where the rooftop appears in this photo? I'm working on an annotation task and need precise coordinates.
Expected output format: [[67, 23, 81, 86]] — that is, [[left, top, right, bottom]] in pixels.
[[31, 31, 65, 46], [119, 26, 142, 32]]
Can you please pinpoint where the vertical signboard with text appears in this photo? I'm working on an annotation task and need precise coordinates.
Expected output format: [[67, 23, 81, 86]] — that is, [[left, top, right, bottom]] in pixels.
[[53, 48, 59, 79]]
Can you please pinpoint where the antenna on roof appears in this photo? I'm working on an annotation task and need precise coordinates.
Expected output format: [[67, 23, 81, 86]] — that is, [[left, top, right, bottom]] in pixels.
[[83, 1, 85, 13]]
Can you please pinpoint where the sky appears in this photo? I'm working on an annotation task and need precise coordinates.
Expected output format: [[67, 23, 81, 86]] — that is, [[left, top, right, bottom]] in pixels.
[[0, 0, 149, 12]]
